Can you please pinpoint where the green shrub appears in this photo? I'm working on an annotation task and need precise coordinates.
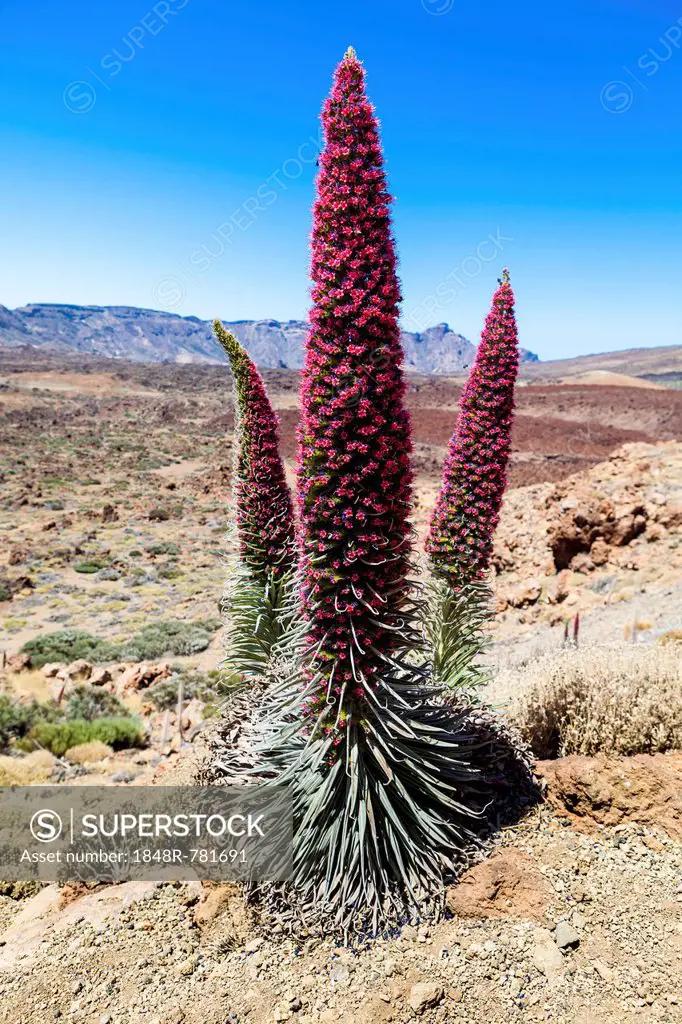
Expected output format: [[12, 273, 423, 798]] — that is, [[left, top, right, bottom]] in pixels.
[[22, 619, 222, 669], [89, 717, 145, 750], [0, 582, 11, 602], [146, 667, 236, 711], [0, 697, 39, 747], [23, 718, 144, 757], [73, 559, 109, 574], [121, 619, 220, 660], [158, 566, 184, 580], [64, 686, 128, 723], [145, 542, 180, 556], [0, 696, 62, 749], [21, 630, 120, 668]]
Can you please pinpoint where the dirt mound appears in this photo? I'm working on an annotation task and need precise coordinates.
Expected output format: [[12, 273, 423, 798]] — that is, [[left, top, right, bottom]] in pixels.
[[446, 848, 552, 922], [540, 752, 682, 838]]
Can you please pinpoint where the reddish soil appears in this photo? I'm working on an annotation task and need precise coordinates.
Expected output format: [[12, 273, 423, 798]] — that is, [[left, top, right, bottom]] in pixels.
[[539, 753, 682, 839]]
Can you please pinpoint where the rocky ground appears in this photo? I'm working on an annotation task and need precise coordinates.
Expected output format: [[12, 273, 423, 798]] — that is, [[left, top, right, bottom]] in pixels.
[[0, 754, 680, 1024]]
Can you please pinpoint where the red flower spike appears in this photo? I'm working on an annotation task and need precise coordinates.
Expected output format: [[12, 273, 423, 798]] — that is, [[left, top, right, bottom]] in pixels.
[[213, 320, 295, 583], [426, 270, 519, 584], [297, 48, 414, 719]]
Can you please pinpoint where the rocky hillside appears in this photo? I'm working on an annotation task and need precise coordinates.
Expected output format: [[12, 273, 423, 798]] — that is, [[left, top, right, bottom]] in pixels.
[[0, 303, 539, 372], [491, 440, 682, 640]]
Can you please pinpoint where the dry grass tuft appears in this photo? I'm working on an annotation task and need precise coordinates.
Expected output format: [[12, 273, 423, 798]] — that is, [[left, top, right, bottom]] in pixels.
[[64, 740, 113, 764], [509, 644, 682, 759], [0, 749, 56, 785]]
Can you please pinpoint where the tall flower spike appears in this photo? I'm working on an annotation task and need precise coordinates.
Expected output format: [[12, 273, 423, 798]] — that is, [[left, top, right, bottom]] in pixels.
[[213, 320, 295, 582], [426, 270, 519, 584], [208, 60, 538, 937], [298, 46, 414, 721]]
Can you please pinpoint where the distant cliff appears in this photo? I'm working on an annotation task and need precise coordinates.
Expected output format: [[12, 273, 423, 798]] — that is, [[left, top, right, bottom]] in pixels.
[[0, 303, 539, 372]]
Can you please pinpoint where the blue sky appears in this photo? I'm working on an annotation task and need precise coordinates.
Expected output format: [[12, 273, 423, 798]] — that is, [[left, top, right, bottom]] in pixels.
[[1, 0, 681, 360]]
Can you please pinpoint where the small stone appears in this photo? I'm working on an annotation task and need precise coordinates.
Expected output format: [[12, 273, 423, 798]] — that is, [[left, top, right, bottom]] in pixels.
[[330, 965, 350, 985], [592, 960, 615, 984], [245, 937, 264, 952], [554, 921, 580, 950], [383, 958, 395, 977], [408, 983, 444, 1014], [179, 956, 197, 976], [273, 1005, 290, 1023], [532, 929, 564, 979]]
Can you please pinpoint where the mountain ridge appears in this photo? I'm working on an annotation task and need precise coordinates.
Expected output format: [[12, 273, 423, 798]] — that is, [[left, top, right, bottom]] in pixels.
[[0, 302, 539, 373]]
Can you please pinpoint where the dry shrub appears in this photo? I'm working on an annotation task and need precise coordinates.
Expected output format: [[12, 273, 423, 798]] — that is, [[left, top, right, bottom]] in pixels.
[[0, 749, 56, 785], [64, 740, 113, 764], [510, 644, 682, 759]]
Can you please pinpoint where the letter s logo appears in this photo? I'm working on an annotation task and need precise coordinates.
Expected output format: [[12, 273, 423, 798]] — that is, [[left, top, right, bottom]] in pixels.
[[30, 809, 63, 843]]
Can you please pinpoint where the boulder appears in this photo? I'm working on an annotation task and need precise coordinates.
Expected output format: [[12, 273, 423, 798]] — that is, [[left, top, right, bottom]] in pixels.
[[554, 920, 580, 950], [181, 699, 205, 731], [116, 662, 170, 693], [532, 928, 564, 981], [88, 666, 113, 687], [506, 579, 542, 608], [6, 652, 31, 673], [539, 753, 682, 839], [42, 662, 65, 679], [58, 660, 93, 683]]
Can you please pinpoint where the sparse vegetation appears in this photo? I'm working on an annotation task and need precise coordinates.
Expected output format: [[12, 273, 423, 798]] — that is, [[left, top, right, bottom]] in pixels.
[[64, 685, 128, 722], [0, 750, 55, 786], [20, 629, 120, 668], [119, 618, 220, 660], [145, 541, 180, 556], [146, 667, 236, 710], [659, 629, 682, 646], [20, 717, 145, 757], [20, 618, 222, 667], [0, 695, 61, 748], [511, 645, 682, 758]]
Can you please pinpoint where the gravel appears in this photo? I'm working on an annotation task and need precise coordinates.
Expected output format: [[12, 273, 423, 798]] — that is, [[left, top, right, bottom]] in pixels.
[[1, 814, 680, 1024]]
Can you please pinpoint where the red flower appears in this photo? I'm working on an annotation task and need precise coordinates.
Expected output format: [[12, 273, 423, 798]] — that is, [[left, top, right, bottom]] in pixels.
[[426, 270, 519, 584], [297, 48, 413, 720]]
